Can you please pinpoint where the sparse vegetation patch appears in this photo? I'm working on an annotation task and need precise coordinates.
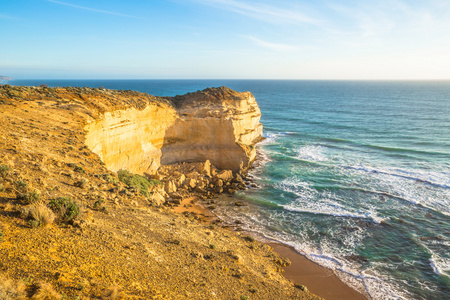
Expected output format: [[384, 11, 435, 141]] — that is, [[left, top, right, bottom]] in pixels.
[[117, 169, 161, 197], [0, 164, 10, 177], [48, 197, 80, 223], [20, 204, 55, 228]]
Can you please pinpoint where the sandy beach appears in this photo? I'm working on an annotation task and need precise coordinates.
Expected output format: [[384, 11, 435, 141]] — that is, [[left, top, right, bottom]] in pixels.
[[174, 196, 368, 300]]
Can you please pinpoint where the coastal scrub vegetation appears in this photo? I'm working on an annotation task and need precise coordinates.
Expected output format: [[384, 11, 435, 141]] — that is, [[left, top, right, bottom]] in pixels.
[[17, 190, 41, 204], [117, 169, 161, 197], [0, 276, 26, 300], [48, 197, 80, 224], [0, 274, 62, 300], [0, 164, 10, 177], [20, 204, 55, 228]]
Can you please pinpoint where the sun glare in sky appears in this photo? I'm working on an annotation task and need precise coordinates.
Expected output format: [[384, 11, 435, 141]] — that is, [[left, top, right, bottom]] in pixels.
[[1, 0, 450, 79]]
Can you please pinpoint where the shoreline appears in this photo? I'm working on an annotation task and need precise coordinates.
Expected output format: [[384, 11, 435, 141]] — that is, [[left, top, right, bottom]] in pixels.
[[172, 196, 368, 300]]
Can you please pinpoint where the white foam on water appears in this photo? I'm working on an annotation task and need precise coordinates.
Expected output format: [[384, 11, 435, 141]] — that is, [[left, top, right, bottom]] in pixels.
[[427, 250, 450, 277], [296, 145, 328, 162], [348, 164, 450, 190], [259, 131, 293, 145], [277, 178, 384, 224], [211, 198, 409, 300], [281, 240, 409, 300], [346, 164, 450, 216]]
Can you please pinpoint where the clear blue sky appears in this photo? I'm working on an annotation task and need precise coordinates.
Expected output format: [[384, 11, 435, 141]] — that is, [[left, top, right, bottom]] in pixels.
[[1, 0, 450, 79]]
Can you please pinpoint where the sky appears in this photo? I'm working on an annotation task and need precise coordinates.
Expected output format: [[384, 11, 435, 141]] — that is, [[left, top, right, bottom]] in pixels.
[[1, 0, 450, 79]]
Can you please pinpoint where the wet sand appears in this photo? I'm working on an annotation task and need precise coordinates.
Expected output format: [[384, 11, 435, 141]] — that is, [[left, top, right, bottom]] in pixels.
[[269, 243, 368, 300]]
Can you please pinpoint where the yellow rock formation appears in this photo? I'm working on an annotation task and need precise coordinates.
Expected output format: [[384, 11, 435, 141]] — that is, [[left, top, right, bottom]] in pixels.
[[85, 87, 263, 174]]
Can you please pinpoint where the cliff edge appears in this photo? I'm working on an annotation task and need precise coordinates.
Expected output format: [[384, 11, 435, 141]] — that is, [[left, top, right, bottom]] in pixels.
[[84, 86, 263, 175], [0, 85, 322, 299]]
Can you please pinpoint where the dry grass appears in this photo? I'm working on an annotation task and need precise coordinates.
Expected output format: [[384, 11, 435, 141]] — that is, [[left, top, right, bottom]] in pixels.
[[20, 204, 55, 228], [102, 286, 124, 300], [30, 282, 61, 300], [3, 201, 14, 212], [0, 275, 26, 300]]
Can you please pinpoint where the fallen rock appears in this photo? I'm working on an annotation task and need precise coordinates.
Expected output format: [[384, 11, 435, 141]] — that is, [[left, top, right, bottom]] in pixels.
[[187, 178, 197, 189], [164, 180, 177, 194], [216, 170, 233, 181], [151, 192, 165, 206], [234, 173, 244, 184], [202, 160, 211, 177]]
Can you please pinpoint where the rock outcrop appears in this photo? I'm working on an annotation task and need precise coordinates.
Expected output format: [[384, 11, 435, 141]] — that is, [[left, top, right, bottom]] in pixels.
[[85, 87, 263, 175]]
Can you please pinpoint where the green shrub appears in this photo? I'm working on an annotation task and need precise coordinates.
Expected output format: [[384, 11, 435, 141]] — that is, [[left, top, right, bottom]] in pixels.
[[68, 163, 85, 173], [0, 164, 10, 177], [17, 190, 40, 204], [48, 197, 80, 223], [15, 180, 28, 192], [74, 166, 85, 173], [117, 170, 161, 197], [0, 184, 5, 192], [101, 173, 118, 183]]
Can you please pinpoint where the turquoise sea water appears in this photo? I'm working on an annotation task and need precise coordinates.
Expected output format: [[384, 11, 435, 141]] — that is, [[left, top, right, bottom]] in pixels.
[[10, 80, 450, 299]]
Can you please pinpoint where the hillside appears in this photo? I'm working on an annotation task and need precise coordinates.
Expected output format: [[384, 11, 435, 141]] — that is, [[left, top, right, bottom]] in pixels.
[[0, 84, 320, 300]]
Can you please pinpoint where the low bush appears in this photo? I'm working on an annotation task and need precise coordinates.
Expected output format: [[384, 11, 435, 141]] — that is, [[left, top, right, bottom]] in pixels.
[[67, 163, 85, 173], [0, 164, 10, 177], [48, 197, 80, 223], [20, 204, 55, 228], [15, 180, 28, 192], [117, 170, 161, 197], [0, 275, 26, 300], [101, 173, 118, 183], [17, 190, 40, 204], [30, 281, 61, 300]]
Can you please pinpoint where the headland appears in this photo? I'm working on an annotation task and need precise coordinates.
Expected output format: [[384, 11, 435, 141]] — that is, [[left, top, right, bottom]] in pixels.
[[0, 84, 363, 299]]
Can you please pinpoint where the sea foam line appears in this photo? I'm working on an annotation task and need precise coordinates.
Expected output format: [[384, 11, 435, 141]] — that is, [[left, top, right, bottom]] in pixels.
[[347, 164, 450, 190], [282, 204, 384, 224], [296, 145, 329, 162], [277, 179, 384, 224], [212, 200, 407, 300]]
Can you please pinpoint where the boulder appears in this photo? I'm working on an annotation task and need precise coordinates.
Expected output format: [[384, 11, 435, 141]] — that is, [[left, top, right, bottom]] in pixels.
[[187, 178, 197, 189], [154, 171, 166, 181], [169, 192, 183, 200], [203, 160, 211, 177], [234, 173, 244, 184], [216, 170, 233, 181], [177, 174, 186, 187], [164, 180, 177, 194], [151, 191, 165, 206]]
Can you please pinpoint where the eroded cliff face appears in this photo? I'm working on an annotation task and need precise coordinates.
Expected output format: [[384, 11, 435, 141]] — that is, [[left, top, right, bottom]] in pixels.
[[84, 87, 263, 175]]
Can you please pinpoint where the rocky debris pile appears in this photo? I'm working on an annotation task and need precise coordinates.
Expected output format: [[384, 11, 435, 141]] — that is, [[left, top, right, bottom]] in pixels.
[[152, 160, 252, 207]]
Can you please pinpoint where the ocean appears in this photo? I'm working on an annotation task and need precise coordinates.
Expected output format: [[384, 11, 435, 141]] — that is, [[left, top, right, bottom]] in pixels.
[[10, 79, 450, 299]]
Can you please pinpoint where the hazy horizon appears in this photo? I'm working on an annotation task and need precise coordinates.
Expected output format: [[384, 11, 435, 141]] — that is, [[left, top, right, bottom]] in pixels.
[[2, 0, 450, 80]]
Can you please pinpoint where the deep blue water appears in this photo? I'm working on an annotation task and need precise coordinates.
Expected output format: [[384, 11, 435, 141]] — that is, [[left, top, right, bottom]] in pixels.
[[10, 79, 450, 299]]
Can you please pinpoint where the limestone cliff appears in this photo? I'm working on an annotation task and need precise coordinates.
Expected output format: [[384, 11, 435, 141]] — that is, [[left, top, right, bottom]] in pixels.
[[84, 87, 263, 175]]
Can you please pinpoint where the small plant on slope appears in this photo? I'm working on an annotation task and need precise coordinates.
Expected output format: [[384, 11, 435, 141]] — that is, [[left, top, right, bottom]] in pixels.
[[48, 197, 80, 224], [117, 169, 161, 197]]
